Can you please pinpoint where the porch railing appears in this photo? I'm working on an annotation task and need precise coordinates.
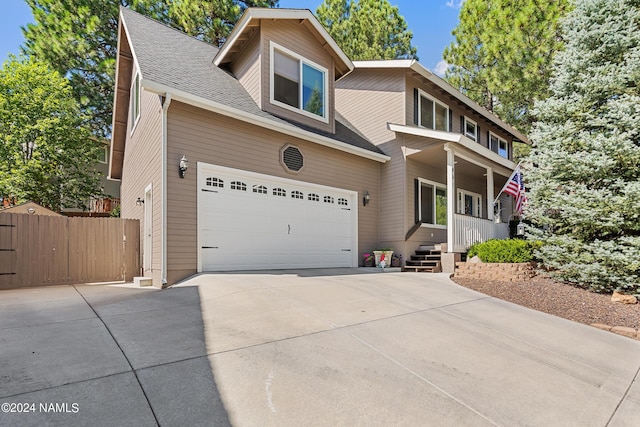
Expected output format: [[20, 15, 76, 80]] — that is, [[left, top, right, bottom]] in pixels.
[[453, 214, 509, 252]]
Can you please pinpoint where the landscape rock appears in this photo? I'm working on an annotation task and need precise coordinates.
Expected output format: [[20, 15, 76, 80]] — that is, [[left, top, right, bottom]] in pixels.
[[611, 291, 638, 305], [468, 256, 483, 263]]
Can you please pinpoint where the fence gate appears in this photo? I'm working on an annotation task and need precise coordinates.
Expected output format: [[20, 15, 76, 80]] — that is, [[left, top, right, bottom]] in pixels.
[[0, 213, 140, 290]]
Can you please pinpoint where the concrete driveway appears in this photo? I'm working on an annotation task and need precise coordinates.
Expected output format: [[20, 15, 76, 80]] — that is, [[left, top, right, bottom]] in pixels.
[[1, 270, 639, 426]]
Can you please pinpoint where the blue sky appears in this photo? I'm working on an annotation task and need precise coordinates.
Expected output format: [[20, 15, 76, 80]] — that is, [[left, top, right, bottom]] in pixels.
[[1, 0, 462, 75]]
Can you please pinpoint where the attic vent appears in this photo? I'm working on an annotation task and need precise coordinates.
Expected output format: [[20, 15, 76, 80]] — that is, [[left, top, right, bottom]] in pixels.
[[280, 145, 304, 173]]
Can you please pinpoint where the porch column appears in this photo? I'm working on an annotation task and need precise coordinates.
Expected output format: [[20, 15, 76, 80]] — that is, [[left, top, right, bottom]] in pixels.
[[444, 144, 455, 253], [486, 167, 494, 221]]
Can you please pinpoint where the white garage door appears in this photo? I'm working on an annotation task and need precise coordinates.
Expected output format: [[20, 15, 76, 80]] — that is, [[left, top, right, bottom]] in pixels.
[[198, 163, 358, 271]]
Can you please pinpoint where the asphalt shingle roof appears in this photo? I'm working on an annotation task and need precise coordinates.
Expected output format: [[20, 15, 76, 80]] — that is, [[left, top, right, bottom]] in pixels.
[[121, 8, 384, 156]]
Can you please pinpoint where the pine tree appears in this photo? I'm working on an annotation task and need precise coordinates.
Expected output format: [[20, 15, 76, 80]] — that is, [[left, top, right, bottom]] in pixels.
[[526, 0, 640, 294], [315, 0, 417, 60], [444, 0, 571, 135]]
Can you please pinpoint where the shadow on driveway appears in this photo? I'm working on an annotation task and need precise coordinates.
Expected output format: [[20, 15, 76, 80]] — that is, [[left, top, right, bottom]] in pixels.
[[0, 284, 230, 427]]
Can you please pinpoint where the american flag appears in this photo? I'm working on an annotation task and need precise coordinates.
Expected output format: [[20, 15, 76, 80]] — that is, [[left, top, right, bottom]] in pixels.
[[502, 165, 527, 214]]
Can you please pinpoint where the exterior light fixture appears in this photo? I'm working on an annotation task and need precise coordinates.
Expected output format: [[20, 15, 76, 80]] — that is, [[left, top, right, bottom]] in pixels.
[[179, 155, 189, 179], [516, 221, 525, 236], [27, 208, 35, 215], [363, 191, 371, 206], [136, 197, 144, 206]]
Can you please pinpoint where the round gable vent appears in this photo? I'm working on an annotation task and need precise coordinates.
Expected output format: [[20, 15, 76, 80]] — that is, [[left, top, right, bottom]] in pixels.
[[281, 144, 304, 173]]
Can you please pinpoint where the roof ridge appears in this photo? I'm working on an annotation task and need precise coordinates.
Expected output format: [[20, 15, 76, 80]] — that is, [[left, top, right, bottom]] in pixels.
[[119, 6, 220, 52]]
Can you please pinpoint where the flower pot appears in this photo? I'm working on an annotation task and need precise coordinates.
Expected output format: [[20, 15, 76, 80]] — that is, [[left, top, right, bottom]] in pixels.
[[363, 258, 375, 267], [374, 250, 393, 268]]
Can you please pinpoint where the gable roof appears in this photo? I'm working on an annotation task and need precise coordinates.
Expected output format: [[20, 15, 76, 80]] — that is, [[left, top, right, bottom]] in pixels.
[[110, 8, 386, 179], [353, 60, 530, 144], [214, 8, 353, 80], [0, 201, 62, 217]]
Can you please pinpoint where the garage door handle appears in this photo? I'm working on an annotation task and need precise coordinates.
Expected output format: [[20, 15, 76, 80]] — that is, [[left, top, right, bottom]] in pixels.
[[288, 224, 291, 234], [202, 246, 219, 249], [201, 189, 218, 193], [341, 249, 351, 252], [341, 208, 351, 211]]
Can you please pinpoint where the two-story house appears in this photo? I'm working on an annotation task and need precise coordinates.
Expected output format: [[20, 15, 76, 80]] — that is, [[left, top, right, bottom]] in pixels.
[[109, 7, 527, 287]]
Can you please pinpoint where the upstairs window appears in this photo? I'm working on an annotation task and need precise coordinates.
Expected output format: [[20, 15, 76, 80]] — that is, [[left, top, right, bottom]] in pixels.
[[130, 73, 140, 131], [418, 91, 449, 131], [271, 42, 327, 121], [464, 117, 478, 141], [490, 132, 509, 158]]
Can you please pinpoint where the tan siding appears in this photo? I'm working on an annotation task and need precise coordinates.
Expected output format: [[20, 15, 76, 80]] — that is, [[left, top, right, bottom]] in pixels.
[[335, 68, 407, 254], [260, 20, 335, 134], [336, 69, 405, 147], [165, 101, 380, 280], [120, 68, 163, 283], [230, 31, 261, 106], [405, 75, 514, 160]]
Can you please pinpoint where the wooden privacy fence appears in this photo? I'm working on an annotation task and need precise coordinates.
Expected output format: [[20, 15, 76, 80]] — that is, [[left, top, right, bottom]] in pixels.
[[0, 213, 139, 290]]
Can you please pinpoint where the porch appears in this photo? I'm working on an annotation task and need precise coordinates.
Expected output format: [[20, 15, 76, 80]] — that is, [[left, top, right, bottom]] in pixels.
[[391, 123, 517, 262]]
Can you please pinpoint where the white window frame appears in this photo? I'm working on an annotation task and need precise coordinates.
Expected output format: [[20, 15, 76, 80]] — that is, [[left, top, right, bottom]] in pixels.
[[489, 132, 509, 159], [418, 178, 447, 228], [457, 189, 483, 218], [97, 145, 108, 164], [269, 41, 329, 123], [130, 72, 141, 134], [464, 116, 478, 141], [417, 89, 449, 131]]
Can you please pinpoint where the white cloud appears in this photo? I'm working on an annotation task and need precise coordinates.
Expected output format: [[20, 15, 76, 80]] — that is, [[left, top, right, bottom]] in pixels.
[[446, 0, 465, 8], [433, 60, 450, 77]]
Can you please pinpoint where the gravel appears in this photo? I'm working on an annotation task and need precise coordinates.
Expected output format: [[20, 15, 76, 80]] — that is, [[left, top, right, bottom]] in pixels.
[[451, 274, 640, 333]]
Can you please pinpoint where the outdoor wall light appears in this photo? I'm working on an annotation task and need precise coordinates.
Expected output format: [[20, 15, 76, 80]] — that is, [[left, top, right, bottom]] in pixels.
[[363, 191, 371, 206], [27, 208, 35, 215], [179, 155, 189, 179], [516, 221, 525, 236], [136, 197, 144, 206]]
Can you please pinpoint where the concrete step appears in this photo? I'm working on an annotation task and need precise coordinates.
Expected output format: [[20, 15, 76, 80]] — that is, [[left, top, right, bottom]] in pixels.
[[403, 265, 442, 273], [411, 254, 441, 261], [405, 260, 441, 267]]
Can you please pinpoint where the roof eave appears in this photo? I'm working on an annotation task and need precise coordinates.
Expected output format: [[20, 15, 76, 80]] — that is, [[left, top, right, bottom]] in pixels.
[[213, 8, 354, 75], [143, 78, 389, 163], [387, 123, 516, 171]]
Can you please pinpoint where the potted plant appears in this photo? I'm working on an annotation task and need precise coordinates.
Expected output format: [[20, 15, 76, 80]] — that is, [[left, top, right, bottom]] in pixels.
[[362, 253, 375, 267], [373, 248, 394, 268]]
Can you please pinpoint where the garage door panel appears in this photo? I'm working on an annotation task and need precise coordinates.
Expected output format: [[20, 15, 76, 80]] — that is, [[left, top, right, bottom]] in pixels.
[[199, 164, 356, 271]]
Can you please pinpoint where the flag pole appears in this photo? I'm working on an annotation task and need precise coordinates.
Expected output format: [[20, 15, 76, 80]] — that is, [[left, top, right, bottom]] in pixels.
[[492, 161, 522, 206]]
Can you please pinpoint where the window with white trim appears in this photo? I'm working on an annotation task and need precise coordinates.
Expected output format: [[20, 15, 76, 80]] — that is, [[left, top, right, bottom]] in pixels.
[[457, 189, 483, 218], [291, 190, 304, 199], [418, 91, 449, 131], [98, 146, 108, 164], [271, 42, 327, 121], [308, 193, 319, 202], [464, 117, 478, 141], [490, 132, 509, 158], [273, 188, 286, 197], [324, 196, 334, 204], [417, 179, 447, 226], [130, 73, 140, 130], [338, 198, 348, 206]]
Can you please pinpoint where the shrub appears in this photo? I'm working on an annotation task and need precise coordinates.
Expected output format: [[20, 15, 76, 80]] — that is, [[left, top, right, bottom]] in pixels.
[[467, 239, 541, 263]]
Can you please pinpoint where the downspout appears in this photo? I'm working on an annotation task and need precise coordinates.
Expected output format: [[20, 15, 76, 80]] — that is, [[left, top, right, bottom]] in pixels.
[[161, 93, 171, 286]]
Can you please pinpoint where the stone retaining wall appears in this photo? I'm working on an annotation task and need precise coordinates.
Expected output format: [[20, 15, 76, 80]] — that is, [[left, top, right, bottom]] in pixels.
[[454, 262, 536, 282]]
